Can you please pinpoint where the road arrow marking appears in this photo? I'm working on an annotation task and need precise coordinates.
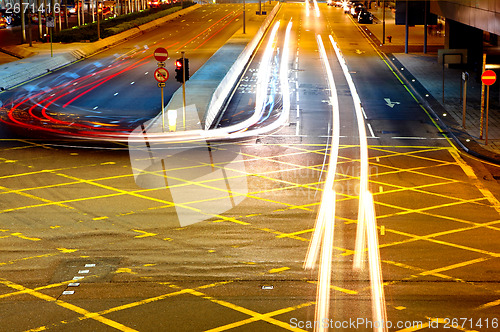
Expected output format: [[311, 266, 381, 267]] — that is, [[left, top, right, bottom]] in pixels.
[[384, 98, 401, 108]]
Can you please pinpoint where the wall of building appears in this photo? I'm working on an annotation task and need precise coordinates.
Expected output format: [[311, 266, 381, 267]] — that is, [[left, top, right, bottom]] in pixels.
[[430, 0, 500, 36]]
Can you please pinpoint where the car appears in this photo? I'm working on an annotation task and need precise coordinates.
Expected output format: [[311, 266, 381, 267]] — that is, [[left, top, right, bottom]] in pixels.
[[357, 10, 373, 24], [343, 2, 351, 13], [351, 4, 364, 17], [327, 0, 334, 6]]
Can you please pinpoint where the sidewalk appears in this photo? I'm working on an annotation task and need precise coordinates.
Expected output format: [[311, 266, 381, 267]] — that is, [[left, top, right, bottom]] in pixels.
[[364, 6, 500, 164]]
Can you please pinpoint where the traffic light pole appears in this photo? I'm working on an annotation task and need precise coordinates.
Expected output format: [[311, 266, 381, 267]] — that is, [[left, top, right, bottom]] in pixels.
[[161, 85, 165, 132], [182, 51, 186, 131]]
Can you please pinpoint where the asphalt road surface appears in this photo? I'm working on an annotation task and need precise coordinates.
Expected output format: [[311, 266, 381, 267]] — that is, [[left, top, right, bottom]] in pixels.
[[0, 2, 499, 332]]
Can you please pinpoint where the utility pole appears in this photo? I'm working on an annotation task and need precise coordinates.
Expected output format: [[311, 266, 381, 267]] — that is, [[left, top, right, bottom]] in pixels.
[[97, 0, 100, 40], [181, 51, 186, 131]]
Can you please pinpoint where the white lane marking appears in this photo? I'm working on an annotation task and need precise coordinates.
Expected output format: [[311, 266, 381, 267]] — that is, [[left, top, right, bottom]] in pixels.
[[367, 123, 376, 138]]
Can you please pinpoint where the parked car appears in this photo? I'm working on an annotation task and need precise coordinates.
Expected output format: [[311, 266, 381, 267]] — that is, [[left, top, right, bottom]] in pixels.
[[358, 10, 373, 24]]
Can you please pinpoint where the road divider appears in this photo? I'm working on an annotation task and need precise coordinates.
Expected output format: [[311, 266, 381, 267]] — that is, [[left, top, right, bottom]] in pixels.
[[203, 3, 281, 130]]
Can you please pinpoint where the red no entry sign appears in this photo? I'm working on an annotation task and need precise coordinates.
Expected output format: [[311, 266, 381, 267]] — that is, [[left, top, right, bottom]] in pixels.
[[154, 47, 169, 62], [481, 70, 496, 86]]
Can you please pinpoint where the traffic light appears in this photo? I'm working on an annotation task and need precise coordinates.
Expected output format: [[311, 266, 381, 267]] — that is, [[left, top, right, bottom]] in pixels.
[[174, 58, 190, 83]]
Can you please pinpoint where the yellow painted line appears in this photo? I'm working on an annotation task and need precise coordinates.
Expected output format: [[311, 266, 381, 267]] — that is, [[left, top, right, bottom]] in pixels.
[[92, 216, 108, 221], [476, 298, 500, 311], [0, 184, 75, 210], [276, 228, 314, 238], [131, 229, 157, 238], [420, 257, 490, 276], [114, 268, 137, 275], [51, 172, 251, 226], [9, 232, 41, 241], [375, 197, 486, 220], [258, 227, 309, 242], [450, 150, 500, 214], [306, 281, 358, 295], [428, 237, 500, 258], [197, 280, 234, 289], [205, 300, 315, 332], [185, 289, 308, 332], [57, 248, 78, 253], [0, 253, 57, 267], [268, 267, 290, 274], [386, 227, 499, 257], [134, 166, 315, 213], [395, 323, 430, 332], [425, 318, 480, 332], [0, 278, 139, 332], [97, 280, 233, 317]]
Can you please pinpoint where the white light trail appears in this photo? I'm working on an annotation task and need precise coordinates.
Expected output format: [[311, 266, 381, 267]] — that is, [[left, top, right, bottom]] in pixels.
[[328, 35, 368, 271], [314, 189, 336, 332], [312, 0, 320, 17], [280, 20, 293, 125], [304, 35, 340, 271], [305, 0, 310, 17], [255, 21, 281, 124], [364, 191, 388, 332], [302, 35, 341, 332], [329, 35, 388, 332]]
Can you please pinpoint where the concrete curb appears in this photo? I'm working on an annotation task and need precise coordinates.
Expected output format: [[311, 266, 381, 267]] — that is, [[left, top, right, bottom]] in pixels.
[[0, 4, 200, 91]]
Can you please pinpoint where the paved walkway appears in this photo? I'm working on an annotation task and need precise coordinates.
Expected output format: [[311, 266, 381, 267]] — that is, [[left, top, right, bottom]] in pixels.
[[364, 6, 500, 163]]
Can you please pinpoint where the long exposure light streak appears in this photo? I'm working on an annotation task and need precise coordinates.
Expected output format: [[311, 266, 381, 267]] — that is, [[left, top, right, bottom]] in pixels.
[[280, 20, 292, 125], [328, 35, 368, 271], [312, 0, 320, 17], [364, 191, 388, 331], [254, 21, 281, 127], [303, 34, 341, 332], [329, 34, 388, 332], [304, 34, 340, 270]]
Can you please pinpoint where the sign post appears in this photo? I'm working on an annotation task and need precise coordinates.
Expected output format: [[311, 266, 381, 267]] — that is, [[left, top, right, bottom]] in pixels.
[[154, 48, 169, 132], [181, 51, 186, 131], [462, 71, 468, 129], [46, 16, 55, 57], [481, 69, 496, 145]]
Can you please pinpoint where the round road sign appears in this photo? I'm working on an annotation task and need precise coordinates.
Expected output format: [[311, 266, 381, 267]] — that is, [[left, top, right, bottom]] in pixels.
[[154, 68, 169, 83], [481, 70, 496, 86], [154, 48, 169, 62]]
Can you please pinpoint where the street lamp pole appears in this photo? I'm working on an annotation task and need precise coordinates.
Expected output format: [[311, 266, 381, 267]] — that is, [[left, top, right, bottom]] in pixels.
[[97, 0, 100, 40], [382, 0, 385, 44]]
